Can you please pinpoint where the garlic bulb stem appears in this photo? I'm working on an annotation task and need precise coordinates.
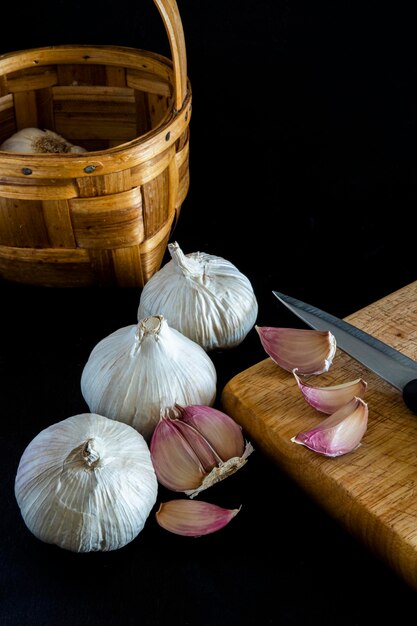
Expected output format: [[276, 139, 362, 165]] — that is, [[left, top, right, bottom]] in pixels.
[[82, 439, 101, 467], [169, 242, 202, 276], [63, 437, 103, 471], [134, 315, 163, 349]]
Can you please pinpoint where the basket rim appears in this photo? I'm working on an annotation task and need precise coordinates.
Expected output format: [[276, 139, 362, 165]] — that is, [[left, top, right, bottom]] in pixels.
[[0, 44, 192, 179], [0, 43, 176, 70]]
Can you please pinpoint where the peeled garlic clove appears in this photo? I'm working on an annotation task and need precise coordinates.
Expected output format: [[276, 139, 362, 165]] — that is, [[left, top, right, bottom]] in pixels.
[[14, 413, 158, 552], [150, 408, 254, 498], [80, 315, 217, 442], [291, 397, 368, 457], [256, 325, 337, 375], [0, 127, 86, 153], [137, 241, 258, 351], [293, 369, 368, 413], [156, 499, 241, 537]]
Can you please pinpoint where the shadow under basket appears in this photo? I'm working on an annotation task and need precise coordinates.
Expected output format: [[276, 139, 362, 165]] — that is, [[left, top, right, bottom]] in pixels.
[[0, 1, 191, 287]]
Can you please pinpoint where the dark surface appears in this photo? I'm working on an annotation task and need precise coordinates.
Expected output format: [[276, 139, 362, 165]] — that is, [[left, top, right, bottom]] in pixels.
[[2, 2, 417, 625]]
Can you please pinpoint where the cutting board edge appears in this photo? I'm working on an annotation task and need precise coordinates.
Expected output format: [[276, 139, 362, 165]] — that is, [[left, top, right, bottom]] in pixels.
[[221, 374, 417, 593]]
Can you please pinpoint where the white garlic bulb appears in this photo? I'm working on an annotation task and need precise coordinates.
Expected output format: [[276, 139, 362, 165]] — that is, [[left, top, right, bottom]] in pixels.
[[80, 315, 217, 442], [137, 242, 259, 351], [0, 127, 86, 153], [14, 413, 158, 553]]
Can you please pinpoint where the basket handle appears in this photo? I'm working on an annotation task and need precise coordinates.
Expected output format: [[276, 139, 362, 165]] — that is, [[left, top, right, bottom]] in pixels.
[[153, 0, 188, 111]]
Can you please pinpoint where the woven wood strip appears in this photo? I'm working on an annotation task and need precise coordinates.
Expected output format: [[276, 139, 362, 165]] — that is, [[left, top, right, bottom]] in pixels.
[[167, 153, 179, 219], [87, 247, 115, 285], [52, 85, 135, 104], [55, 112, 136, 143], [6, 69, 58, 93], [70, 187, 144, 248], [74, 169, 133, 197], [0, 176, 78, 200], [130, 145, 174, 187], [0, 245, 92, 286], [4, 64, 56, 81], [0, 46, 174, 83], [53, 85, 137, 144], [139, 217, 175, 281], [0, 95, 17, 144], [134, 91, 152, 137], [13, 90, 37, 128], [126, 69, 172, 97], [148, 92, 171, 130], [175, 142, 190, 209], [0, 76, 7, 97], [175, 133, 189, 170], [0, 198, 48, 246], [35, 87, 55, 130], [142, 170, 169, 237], [0, 93, 13, 112], [105, 66, 127, 87], [112, 245, 144, 287], [56, 63, 107, 88], [42, 199, 77, 248]]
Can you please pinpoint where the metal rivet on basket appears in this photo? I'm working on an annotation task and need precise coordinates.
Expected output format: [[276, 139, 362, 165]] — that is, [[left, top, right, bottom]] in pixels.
[[22, 167, 32, 175], [165, 132, 171, 141], [84, 165, 97, 173]]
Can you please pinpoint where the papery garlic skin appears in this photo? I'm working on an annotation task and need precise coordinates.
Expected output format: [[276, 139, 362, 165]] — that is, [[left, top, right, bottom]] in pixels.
[[291, 397, 368, 457], [156, 499, 241, 537], [0, 127, 86, 153], [14, 413, 158, 553], [150, 405, 254, 498], [293, 369, 368, 413], [137, 241, 258, 351], [81, 316, 217, 442], [256, 326, 337, 375]]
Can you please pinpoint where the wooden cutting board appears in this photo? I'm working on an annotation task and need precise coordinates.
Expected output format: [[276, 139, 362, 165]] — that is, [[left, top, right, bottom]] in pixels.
[[221, 281, 417, 592]]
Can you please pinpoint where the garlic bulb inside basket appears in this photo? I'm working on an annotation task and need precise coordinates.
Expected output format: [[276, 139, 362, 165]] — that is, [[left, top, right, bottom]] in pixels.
[[0, 127, 86, 153], [80, 315, 217, 442], [137, 242, 259, 351]]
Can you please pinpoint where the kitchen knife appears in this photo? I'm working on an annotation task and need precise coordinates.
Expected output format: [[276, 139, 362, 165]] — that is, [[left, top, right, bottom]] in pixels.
[[272, 290, 417, 414]]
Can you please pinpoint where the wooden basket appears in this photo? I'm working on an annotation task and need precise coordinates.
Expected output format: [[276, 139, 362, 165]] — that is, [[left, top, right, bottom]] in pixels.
[[0, 0, 191, 287]]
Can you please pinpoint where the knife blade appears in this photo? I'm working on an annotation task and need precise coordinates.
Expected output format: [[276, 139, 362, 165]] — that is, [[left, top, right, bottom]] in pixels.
[[272, 290, 417, 414]]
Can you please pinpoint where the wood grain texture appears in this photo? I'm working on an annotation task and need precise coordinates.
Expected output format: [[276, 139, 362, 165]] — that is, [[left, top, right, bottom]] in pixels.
[[0, 0, 191, 287], [221, 281, 417, 592]]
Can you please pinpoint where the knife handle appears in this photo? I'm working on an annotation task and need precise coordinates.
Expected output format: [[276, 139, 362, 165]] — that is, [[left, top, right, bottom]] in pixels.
[[403, 380, 417, 414]]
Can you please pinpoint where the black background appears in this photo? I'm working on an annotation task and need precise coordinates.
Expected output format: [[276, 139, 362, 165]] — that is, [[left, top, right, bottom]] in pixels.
[[1, 2, 417, 625]]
